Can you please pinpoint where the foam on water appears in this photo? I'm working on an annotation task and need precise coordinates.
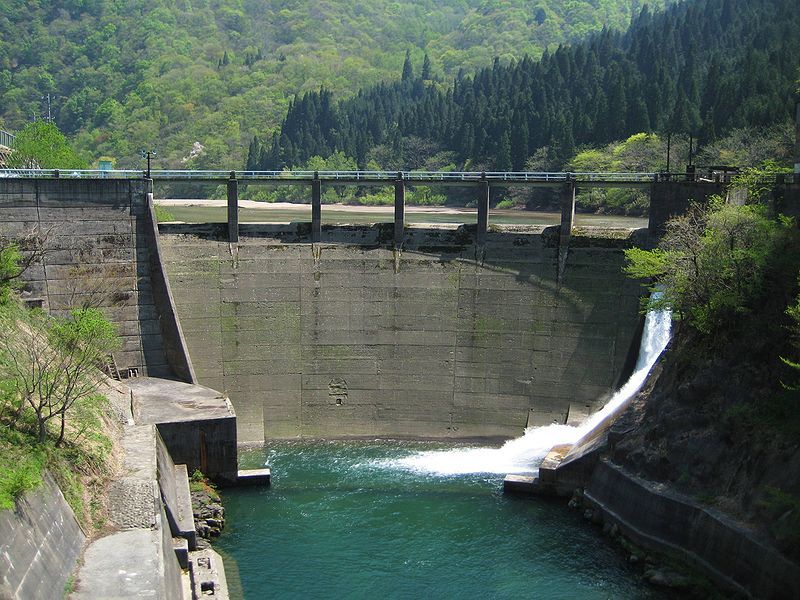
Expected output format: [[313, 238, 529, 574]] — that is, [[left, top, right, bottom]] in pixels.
[[377, 302, 671, 476]]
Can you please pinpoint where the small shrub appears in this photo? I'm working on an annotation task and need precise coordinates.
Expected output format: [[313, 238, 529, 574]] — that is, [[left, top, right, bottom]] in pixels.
[[154, 205, 176, 222]]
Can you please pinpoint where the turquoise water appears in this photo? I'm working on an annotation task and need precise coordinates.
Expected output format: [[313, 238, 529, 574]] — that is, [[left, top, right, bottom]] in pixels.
[[217, 440, 667, 600]]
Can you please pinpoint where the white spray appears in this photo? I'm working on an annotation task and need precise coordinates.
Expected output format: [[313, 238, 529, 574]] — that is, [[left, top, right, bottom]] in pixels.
[[378, 302, 671, 476]]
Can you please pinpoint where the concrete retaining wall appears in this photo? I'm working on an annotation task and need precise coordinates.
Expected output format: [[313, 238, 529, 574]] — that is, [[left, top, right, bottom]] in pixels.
[[585, 459, 800, 598], [156, 417, 239, 485], [648, 181, 724, 238], [143, 192, 196, 383], [0, 179, 170, 377], [0, 472, 85, 599], [160, 223, 646, 442]]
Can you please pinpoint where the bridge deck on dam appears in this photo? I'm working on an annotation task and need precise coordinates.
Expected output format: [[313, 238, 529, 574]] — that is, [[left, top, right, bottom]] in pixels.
[[159, 222, 647, 442]]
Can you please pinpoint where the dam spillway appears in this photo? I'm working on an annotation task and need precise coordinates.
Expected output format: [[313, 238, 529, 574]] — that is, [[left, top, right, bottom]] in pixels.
[[158, 223, 646, 442]]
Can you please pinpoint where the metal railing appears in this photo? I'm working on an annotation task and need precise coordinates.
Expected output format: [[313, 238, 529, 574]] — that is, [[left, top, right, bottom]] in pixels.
[[0, 130, 14, 148], [0, 168, 794, 185]]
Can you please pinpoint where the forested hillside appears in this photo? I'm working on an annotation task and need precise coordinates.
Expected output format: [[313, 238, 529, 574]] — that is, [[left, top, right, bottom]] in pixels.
[[0, 0, 671, 168], [251, 0, 799, 176]]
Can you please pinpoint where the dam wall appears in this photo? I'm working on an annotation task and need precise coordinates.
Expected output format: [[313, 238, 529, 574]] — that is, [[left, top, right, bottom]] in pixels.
[[159, 223, 647, 442], [0, 179, 171, 377]]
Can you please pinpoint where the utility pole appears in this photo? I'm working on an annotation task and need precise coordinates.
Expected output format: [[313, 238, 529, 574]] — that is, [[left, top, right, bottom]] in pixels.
[[41, 94, 53, 122], [140, 149, 157, 178], [666, 132, 671, 175]]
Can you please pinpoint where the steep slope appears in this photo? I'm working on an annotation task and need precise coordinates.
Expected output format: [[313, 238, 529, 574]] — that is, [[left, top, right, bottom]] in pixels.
[[257, 0, 799, 172], [0, 0, 672, 168]]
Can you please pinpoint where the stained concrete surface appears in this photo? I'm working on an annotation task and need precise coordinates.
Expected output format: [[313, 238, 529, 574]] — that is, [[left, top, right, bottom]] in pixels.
[[129, 377, 234, 424], [160, 224, 646, 442], [129, 377, 238, 483], [0, 473, 85, 600], [73, 530, 166, 599], [0, 179, 171, 377]]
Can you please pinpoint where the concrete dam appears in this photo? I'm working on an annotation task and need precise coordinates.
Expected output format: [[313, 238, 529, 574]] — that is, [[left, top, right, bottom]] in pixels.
[[159, 224, 644, 442], [1, 175, 725, 443], [3, 174, 799, 599]]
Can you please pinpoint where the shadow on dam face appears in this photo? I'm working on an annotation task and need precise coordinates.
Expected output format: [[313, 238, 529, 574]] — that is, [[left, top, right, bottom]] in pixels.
[[158, 221, 648, 443]]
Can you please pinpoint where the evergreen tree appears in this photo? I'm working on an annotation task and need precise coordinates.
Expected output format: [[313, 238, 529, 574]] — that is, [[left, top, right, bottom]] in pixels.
[[246, 136, 260, 171], [510, 118, 529, 171], [422, 54, 432, 80], [401, 50, 413, 82], [262, 0, 800, 176], [495, 130, 512, 171]]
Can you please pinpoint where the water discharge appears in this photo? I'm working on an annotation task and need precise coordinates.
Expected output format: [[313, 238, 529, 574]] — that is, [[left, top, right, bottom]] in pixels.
[[377, 302, 672, 477], [217, 301, 673, 598]]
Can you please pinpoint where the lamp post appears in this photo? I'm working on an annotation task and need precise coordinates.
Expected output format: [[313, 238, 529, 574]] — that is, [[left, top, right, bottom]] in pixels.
[[140, 149, 157, 178]]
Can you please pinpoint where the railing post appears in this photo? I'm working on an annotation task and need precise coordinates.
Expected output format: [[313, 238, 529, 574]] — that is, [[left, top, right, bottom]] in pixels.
[[558, 178, 576, 283], [311, 172, 321, 243], [394, 172, 405, 248], [477, 172, 489, 245], [227, 171, 239, 244]]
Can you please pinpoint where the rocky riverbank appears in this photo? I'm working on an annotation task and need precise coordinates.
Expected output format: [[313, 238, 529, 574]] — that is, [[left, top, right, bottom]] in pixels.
[[190, 476, 226, 549]]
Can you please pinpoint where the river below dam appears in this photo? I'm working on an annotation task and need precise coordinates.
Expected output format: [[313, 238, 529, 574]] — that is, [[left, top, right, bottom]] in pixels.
[[216, 302, 672, 599], [216, 440, 671, 599]]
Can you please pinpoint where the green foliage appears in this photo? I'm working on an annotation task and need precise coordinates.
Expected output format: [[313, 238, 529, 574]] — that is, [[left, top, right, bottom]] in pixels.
[[0, 305, 116, 521], [154, 205, 176, 223], [407, 186, 447, 206], [259, 0, 799, 179], [570, 133, 673, 172], [6, 121, 86, 169], [0, 427, 44, 510], [695, 121, 795, 168], [0, 242, 22, 305], [189, 468, 220, 500], [356, 190, 394, 206], [731, 160, 793, 204], [781, 286, 800, 391], [0, 305, 120, 445], [625, 198, 800, 339], [0, 0, 669, 170]]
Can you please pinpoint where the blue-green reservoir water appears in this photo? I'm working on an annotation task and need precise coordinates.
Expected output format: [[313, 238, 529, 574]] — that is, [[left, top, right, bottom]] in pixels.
[[217, 307, 673, 598], [217, 440, 668, 599]]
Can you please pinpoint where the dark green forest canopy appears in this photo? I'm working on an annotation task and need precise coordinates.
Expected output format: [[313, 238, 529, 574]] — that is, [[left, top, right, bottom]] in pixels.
[[252, 0, 800, 172], [0, 0, 674, 169]]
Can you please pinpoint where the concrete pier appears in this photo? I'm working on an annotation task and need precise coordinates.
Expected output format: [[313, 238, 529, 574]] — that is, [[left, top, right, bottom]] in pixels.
[[129, 377, 239, 485], [476, 177, 489, 244], [311, 176, 322, 243], [394, 174, 405, 248], [558, 180, 576, 282], [227, 173, 239, 243]]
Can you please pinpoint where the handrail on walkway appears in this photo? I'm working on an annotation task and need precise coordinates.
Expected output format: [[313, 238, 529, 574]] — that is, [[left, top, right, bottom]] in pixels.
[[1, 168, 792, 185]]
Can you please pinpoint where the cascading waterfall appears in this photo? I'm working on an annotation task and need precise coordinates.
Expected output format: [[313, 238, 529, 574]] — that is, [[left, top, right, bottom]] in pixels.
[[378, 299, 672, 476]]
